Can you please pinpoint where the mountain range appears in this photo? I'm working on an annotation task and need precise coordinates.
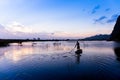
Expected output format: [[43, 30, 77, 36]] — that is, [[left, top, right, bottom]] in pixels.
[[82, 34, 110, 41]]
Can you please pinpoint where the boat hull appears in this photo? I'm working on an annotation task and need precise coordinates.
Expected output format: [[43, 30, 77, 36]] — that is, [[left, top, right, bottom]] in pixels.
[[75, 49, 82, 54]]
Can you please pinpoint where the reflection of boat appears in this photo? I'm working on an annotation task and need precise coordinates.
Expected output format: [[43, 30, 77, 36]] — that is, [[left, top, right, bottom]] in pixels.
[[76, 53, 81, 64], [75, 49, 82, 54]]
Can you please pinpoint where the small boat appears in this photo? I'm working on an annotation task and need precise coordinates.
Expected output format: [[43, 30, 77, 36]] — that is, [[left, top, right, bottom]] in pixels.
[[75, 49, 82, 54]]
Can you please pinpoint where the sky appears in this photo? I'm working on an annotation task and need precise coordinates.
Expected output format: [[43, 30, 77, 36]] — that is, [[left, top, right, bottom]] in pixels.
[[0, 0, 120, 39]]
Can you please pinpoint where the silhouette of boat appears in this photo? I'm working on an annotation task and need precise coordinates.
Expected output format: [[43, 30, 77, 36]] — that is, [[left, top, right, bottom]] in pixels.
[[75, 49, 82, 54]]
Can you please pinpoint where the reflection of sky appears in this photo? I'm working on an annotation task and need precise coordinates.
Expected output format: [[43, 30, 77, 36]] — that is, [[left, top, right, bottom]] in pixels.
[[4, 48, 34, 62], [1, 42, 72, 62], [0, 41, 117, 62]]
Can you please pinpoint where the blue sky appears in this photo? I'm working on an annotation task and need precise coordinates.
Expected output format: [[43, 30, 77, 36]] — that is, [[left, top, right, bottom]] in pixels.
[[0, 0, 120, 39]]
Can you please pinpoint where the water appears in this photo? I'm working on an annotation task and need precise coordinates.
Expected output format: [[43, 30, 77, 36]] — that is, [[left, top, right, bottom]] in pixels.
[[0, 41, 120, 80]]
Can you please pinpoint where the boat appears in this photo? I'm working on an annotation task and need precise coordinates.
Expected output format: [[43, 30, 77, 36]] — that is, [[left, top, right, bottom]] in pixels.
[[75, 49, 82, 54]]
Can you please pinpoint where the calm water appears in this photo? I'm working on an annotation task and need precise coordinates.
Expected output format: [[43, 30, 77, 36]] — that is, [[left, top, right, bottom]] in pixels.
[[0, 41, 120, 80]]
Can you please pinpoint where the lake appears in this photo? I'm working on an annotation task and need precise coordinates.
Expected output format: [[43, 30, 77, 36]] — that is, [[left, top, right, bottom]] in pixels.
[[0, 41, 120, 80]]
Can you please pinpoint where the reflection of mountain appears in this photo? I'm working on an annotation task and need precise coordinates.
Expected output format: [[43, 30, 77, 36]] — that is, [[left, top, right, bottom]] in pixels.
[[110, 15, 120, 41], [83, 34, 110, 40], [114, 47, 120, 61]]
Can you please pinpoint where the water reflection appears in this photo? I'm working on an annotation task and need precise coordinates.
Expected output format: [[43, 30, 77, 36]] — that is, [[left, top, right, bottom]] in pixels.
[[113, 42, 120, 61], [75, 54, 81, 64], [0, 42, 73, 63], [114, 47, 120, 61], [4, 47, 34, 62], [0, 41, 120, 80]]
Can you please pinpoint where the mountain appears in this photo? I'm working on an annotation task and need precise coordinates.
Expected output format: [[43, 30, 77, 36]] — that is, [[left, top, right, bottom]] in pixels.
[[83, 34, 110, 41], [109, 15, 120, 41]]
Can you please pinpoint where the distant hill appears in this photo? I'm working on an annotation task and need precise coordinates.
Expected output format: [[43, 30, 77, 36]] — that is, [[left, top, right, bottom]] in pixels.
[[82, 34, 110, 41], [109, 15, 120, 41]]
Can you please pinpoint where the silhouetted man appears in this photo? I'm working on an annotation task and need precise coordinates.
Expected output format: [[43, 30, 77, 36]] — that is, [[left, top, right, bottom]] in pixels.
[[75, 41, 82, 54], [76, 41, 80, 50]]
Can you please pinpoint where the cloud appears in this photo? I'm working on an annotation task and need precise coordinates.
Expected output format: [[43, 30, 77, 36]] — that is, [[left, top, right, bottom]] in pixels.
[[105, 8, 110, 12], [107, 14, 119, 23], [10, 32, 54, 39], [0, 22, 82, 39], [51, 31, 85, 39], [94, 14, 119, 24], [94, 16, 107, 23], [0, 24, 5, 29], [0, 25, 53, 39], [0, 24, 16, 39], [91, 5, 100, 14], [6, 21, 32, 33]]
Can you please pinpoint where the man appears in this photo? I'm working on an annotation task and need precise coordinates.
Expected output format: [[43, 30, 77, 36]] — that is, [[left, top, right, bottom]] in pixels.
[[75, 41, 82, 54], [76, 41, 80, 50]]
